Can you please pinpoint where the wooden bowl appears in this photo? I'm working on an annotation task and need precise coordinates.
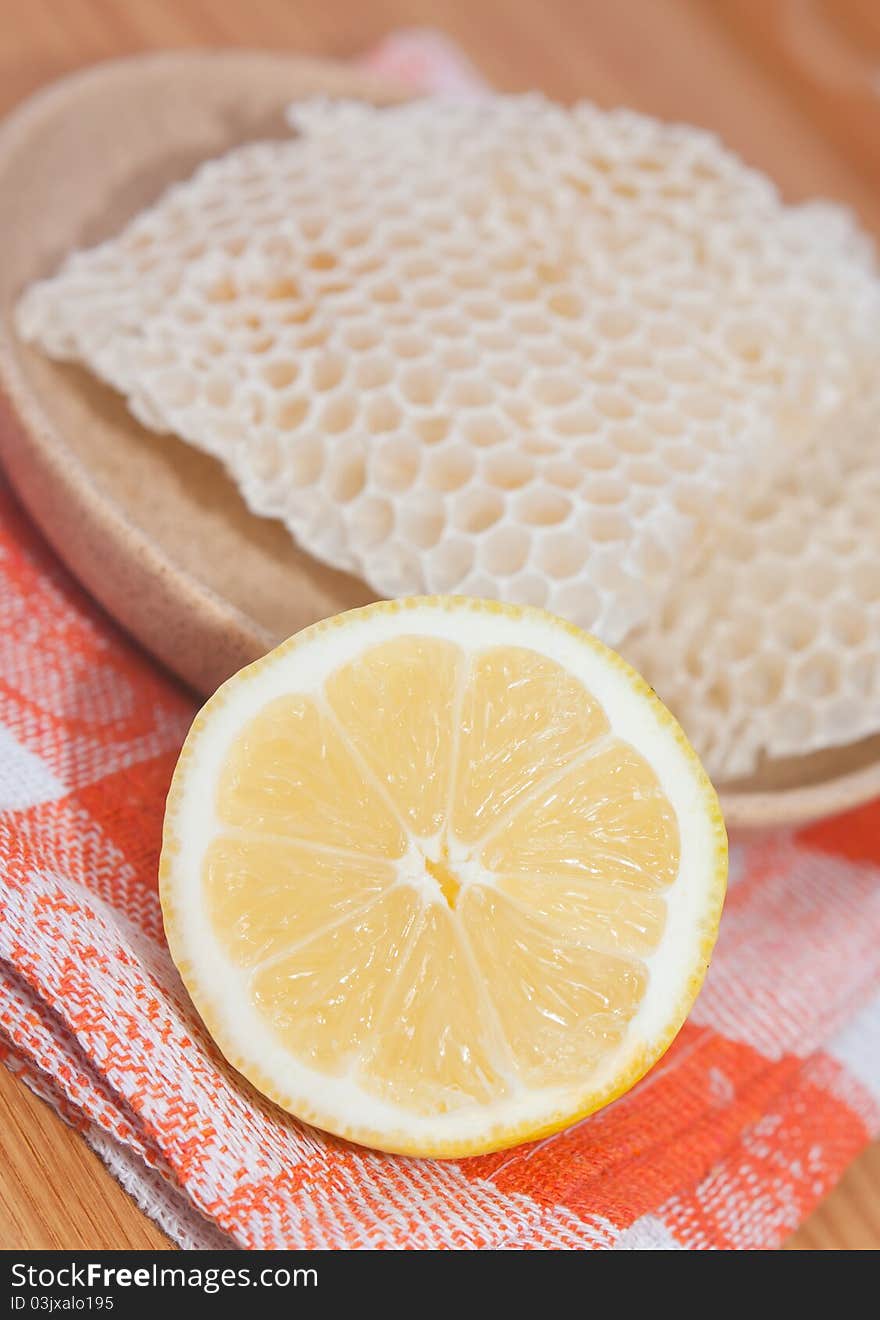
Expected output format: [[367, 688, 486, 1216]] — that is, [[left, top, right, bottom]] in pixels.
[[1, 49, 877, 832]]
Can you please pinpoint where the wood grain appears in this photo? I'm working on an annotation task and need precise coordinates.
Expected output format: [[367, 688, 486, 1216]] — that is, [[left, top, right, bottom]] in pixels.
[[0, 1063, 169, 1250], [786, 1143, 880, 1251], [0, 0, 877, 1251]]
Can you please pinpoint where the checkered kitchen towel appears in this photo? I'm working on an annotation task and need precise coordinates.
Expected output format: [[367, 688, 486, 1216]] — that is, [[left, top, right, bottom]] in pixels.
[[2, 32, 880, 1250]]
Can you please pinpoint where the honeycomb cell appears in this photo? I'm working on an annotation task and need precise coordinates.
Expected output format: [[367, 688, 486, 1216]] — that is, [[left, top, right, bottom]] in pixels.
[[805, 559, 839, 600], [152, 367, 198, 410], [286, 438, 323, 491], [531, 373, 582, 408], [583, 477, 628, 507], [597, 308, 638, 340], [426, 537, 475, 592], [483, 450, 535, 492], [273, 394, 310, 431], [665, 445, 704, 476], [461, 414, 508, 449], [344, 321, 383, 352], [373, 436, 422, 493], [625, 458, 668, 488], [680, 390, 724, 423], [725, 614, 763, 663], [412, 417, 448, 448], [346, 496, 394, 551], [522, 435, 559, 457], [538, 530, 589, 580], [548, 290, 584, 318], [531, 344, 573, 374], [846, 651, 877, 700], [795, 650, 839, 701], [397, 493, 446, 551], [355, 354, 395, 391], [261, 359, 299, 390], [321, 393, 356, 435], [611, 426, 653, 457], [774, 601, 818, 653], [453, 489, 505, 535], [400, 364, 443, 406], [551, 407, 602, 440], [449, 376, 496, 410], [504, 571, 550, 607], [595, 390, 635, 422], [766, 519, 810, 559], [853, 561, 880, 604], [514, 487, 572, 527], [627, 375, 668, 405], [424, 446, 476, 494], [751, 560, 791, 607], [365, 394, 402, 435], [480, 525, 531, 577], [830, 601, 868, 649], [741, 652, 787, 707], [390, 329, 431, 359], [587, 511, 630, 544], [547, 580, 601, 624], [312, 352, 345, 393], [325, 445, 366, 504]]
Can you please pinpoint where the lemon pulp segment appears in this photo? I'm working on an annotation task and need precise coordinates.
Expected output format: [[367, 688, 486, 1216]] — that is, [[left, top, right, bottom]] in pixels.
[[204, 636, 681, 1118]]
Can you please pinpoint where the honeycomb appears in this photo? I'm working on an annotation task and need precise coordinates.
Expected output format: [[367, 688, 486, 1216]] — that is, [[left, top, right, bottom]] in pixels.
[[17, 96, 880, 651], [626, 391, 880, 780]]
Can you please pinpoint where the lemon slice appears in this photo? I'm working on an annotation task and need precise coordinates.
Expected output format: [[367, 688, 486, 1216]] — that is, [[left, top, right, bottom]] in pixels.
[[161, 598, 726, 1156]]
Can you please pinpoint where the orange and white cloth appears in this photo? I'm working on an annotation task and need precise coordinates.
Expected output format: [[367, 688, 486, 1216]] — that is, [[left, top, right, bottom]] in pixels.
[[2, 32, 880, 1250]]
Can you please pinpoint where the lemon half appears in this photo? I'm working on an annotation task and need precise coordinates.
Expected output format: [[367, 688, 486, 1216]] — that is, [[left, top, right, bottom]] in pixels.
[[160, 597, 726, 1157]]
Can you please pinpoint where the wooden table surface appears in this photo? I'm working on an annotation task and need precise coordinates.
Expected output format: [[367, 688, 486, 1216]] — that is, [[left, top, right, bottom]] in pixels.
[[1, 0, 879, 1251]]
